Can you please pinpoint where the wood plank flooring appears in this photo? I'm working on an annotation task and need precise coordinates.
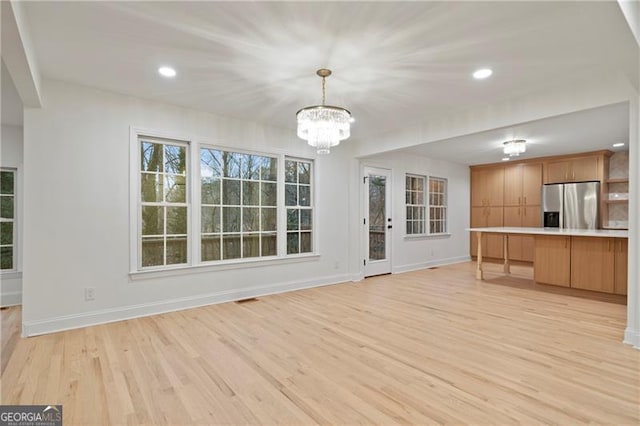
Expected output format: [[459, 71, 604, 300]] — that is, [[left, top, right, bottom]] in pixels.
[[1, 262, 638, 425]]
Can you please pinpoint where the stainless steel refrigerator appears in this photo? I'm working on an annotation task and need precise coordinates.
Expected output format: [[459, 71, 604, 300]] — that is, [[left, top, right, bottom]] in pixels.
[[542, 181, 600, 229]]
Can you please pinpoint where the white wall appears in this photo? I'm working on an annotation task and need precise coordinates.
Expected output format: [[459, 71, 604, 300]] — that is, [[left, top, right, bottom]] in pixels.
[[22, 79, 352, 335], [360, 151, 470, 274], [1, 124, 23, 306]]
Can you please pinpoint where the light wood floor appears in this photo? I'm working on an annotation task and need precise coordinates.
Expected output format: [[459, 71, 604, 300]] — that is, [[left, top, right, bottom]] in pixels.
[[1, 262, 638, 425]]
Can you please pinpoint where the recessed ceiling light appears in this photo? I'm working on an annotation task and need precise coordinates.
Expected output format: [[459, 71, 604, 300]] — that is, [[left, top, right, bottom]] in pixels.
[[612, 143, 625, 147], [473, 68, 493, 80], [158, 66, 176, 78], [502, 157, 510, 161]]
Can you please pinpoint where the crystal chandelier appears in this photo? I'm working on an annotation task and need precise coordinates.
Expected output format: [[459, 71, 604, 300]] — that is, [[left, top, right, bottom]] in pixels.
[[297, 69, 352, 154], [503, 139, 526, 157]]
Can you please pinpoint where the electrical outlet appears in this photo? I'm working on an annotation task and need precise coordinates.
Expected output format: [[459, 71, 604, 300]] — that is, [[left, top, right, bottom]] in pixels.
[[85, 287, 95, 301]]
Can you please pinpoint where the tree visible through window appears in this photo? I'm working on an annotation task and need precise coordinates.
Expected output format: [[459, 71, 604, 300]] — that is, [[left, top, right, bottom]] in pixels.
[[405, 175, 426, 235], [285, 159, 313, 254], [0, 169, 16, 270], [429, 177, 447, 234], [140, 138, 188, 267]]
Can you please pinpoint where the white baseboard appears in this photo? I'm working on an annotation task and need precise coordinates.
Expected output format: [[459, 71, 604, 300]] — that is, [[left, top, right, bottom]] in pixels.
[[624, 327, 640, 349], [392, 255, 471, 274], [22, 273, 351, 337], [1, 291, 22, 307]]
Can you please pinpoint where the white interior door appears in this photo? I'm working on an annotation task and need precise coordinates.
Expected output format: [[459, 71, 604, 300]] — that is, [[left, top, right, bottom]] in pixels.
[[364, 167, 392, 277]]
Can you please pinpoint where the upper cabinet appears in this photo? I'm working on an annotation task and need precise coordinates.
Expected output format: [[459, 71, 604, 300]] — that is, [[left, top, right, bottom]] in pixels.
[[543, 154, 608, 184], [471, 167, 504, 207], [504, 163, 542, 206]]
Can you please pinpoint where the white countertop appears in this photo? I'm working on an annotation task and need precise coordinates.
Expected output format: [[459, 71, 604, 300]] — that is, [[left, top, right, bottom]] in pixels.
[[466, 227, 628, 238]]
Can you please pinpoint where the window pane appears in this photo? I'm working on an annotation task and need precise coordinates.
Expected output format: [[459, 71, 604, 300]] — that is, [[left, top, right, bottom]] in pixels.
[[261, 208, 276, 231], [261, 182, 277, 206], [298, 162, 310, 184], [261, 233, 277, 256], [287, 209, 299, 231], [141, 142, 163, 172], [165, 175, 186, 203], [201, 149, 222, 178], [287, 232, 299, 254], [300, 232, 312, 253], [243, 207, 259, 232], [223, 152, 241, 178], [242, 181, 259, 206], [223, 207, 241, 232], [0, 196, 13, 219], [201, 235, 221, 261], [141, 206, 164, 235], [166, 236, 187, 264], [201, 178, 220, 205], [299, 185, 311, 206], [0, 246, 12, 270], [1, 222, 13, 245], [241, 155, 261, 180], [285, 184, 297, 206], [222, 180, 240, 205], [261, 157, 278, 181], [243, 234, 260, 258], [201, 206, 220, 233], [166, 207, 187, 234], [165, 145, 186, 175], [406, 206, 413, 220], [300, 209, 312, 231], [0, 172, 14, 194], [141, 173, 163, 202], [141, 237, 164, 267], [223, 234, 241, 259], [285, 160, 297, 183]]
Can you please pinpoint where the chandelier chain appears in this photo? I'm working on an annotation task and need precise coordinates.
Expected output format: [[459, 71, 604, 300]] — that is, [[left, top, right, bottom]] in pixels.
[[322, 77, 326, 105]]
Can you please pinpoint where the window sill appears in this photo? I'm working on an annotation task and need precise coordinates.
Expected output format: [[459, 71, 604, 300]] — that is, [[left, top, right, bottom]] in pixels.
[[129, 253, 321, 281], [0, 271, 22, 280], [403, 233, 451, 240]]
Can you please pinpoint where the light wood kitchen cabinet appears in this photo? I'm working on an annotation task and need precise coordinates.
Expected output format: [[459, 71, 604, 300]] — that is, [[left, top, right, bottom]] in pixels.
[[504, 205, 540, 261], [471, 167, 504, 207], [534, 235, 571, 287], [544, 155, 605, 184], [504, 163, 542, 206], [470, 206, 503, 259], [614, 238, 628, 295], [570, 237, 615, 293]]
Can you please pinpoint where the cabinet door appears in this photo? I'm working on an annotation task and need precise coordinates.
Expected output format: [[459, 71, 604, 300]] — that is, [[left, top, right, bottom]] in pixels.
[[534, 236, 571, 287], [470, 169, 485, 207], [486, 167, 504, 206], [522, 163, 542, 205], [503, 206, 522, 260], [570, 237, 614, 293], [571, 156, 600, 182], [545, 161, 570, 184], [614, 239, 628, 295], [503, 165, 523, 206], [520, 206, 541, 262], [485, 207, 504, 258]]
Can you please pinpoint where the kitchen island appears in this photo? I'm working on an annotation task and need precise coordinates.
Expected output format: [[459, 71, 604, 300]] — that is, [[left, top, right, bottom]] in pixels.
[[467, 227, 629, 294]]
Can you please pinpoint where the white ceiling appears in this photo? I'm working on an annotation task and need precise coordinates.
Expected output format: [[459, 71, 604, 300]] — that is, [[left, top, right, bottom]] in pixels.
[[394, 102, 630, 165], [21, 1, 638, 141], [1, 60, 24, 126]]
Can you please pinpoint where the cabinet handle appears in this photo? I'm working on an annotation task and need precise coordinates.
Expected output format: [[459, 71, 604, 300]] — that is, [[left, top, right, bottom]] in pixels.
[[518, 207, 520, 216], [524, 207, 527, 216], [524, 196, 527, 205], [518, 196, 521, 205]]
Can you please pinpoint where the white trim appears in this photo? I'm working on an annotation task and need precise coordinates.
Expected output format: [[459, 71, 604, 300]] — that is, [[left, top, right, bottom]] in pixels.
[[391, 255, 471, 274], [0, 271, 22, 279], [130, 253, 320, 280], [623, 327, 640, 349], [403, 233, 452, 240], [1, 290, 22, 307], [22, 272, 350, 337]]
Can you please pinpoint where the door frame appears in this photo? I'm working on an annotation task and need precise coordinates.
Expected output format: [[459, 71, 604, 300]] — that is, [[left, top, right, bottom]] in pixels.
[[362, 165, 393, 277]]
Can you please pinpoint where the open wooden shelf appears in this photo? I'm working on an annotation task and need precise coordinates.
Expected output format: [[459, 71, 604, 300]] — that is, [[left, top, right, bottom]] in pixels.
[[606, 178, 629, 183]]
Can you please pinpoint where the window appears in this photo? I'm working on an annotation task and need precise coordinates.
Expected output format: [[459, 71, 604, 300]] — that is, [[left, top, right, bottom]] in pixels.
[[0, 169, 16, 270], [405, 174, 426, 235], [428, 177, 447, 234], [200, 148, 278, 261], [285, 159, 313, 254], [140, 138, 188, 268]]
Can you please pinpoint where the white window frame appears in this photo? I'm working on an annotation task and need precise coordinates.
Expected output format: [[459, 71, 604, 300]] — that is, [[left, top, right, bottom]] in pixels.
[[0, 168, 17, 272], [129, 128, 318, 276], [405, 174, 427, 236], [428, 176, 448, 235], [284, 157, 315, 255]]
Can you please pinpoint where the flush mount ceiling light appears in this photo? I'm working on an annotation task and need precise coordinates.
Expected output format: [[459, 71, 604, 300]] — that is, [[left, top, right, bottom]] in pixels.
[[503, 139, 527, 157], [158, 66, 176, 78], [473, 68, 493, 79], [296, 69, 352, 154]]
